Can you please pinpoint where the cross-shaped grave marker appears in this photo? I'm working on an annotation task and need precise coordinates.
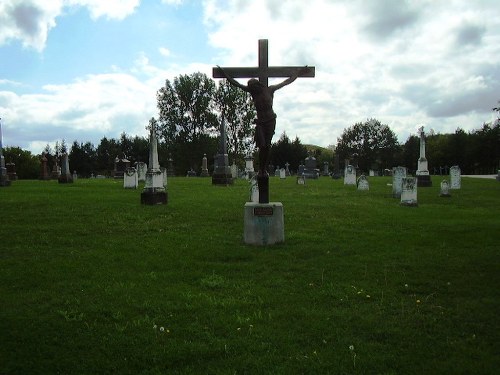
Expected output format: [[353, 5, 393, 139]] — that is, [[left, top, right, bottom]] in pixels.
[[213, 39, 315, 203]]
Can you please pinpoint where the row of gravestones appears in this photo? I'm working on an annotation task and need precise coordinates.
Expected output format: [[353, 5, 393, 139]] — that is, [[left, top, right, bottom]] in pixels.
[[392, 165, 461, 206]]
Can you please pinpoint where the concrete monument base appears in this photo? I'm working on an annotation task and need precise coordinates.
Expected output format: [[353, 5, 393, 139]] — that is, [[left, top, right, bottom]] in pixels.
[[416, 174, 432, 187], [58, 174, 74, 183], [141, 190, 168, 205], [244, 202, 284, 246], [212, 173, 233, 185]]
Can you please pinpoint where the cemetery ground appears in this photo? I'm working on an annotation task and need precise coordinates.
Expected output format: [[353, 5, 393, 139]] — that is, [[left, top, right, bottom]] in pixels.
[[1, 176, 498, 374]]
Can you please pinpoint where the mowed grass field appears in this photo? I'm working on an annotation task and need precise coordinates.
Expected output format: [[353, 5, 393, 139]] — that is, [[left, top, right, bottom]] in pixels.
[[1, 176, 499, 374]]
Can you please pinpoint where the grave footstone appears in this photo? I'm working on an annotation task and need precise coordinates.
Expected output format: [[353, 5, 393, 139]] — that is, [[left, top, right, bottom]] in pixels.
[[344, 165, 356, 185], [357, 174, 369, 190], [400, 177, 418, 206], [439, 179, 451, 197], [123, 167, 138, 189], [392, 166, 407, 198], [450, 165, 461, 189]]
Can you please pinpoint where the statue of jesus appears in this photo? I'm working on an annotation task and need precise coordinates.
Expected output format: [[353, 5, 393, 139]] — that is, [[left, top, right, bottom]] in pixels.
[[217, 66, 309, 177]]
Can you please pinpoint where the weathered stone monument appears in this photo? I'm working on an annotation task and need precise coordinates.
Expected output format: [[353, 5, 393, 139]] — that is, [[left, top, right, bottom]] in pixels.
[[141, 122, 167, 205], [392, 166, 407, 198], [249, 176, 259, 203], [135, 162, 147, 182], [6, 162, 17, 181], [213, 39, 314, 245], [344, 165, 356, 185], [212, 117, 233, 185], [416, 126, 432, 187], [200, 154, 209, 177], [439, 179, 451, 197], [0, 118, 11, 187], [303, 154, 319, 179], [357, 174, 369, 190], [50, 157, 61, 180], [58, 152, 73, 183], [450, 165, 461, 189], [124, 167, 138, 189], [113, 155, 130, 179], [400, 177, 418, 206], [322, 161, 329, 176], [39, 153, 50, 180], [244, 153, 255, 180]]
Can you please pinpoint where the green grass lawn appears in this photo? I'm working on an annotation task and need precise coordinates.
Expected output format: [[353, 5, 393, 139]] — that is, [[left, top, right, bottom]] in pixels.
[[1, 176, 499, 374]]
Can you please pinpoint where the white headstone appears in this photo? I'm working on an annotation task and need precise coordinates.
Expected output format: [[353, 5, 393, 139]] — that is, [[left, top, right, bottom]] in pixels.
[[136, 162, 147, 182], [249, 177, 259, 203], [450, 165, 461, 189], [392, 166, 407, 198], [161, 167, 167, 187], [231, 163, 238, 178], [400, 177, 418, 206], [297, 176, 306, 185], [344, 165, 356, 185], [440, 179, 451, 197], [123, 167, 138, 189], [357, 175, 369, 190], [279, 168, 286, 179]]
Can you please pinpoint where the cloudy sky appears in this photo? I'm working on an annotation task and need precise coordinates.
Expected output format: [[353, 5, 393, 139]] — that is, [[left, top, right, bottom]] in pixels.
[[1, 0, 499, 154]]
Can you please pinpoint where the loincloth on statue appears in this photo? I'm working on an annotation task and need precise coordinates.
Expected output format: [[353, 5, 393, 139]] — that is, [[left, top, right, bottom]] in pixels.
[[253, 115, 276, 148]]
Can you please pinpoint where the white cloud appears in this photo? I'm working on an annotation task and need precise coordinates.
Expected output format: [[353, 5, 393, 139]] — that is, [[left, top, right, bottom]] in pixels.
[[66, 0, 140, 20], [0, 0, 140, 51], [202, 0, 500, 147]]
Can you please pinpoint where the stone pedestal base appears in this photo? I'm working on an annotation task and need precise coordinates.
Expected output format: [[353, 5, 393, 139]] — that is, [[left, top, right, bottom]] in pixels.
[[416, 174, 432, 187], [244, 202, 284, 246], [58, 174, 74, 183], [141, 190, 168, 205], [212, 173, 233, 185]]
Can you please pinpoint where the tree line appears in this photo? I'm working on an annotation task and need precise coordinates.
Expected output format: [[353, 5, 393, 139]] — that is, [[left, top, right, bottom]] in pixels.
[[2, 72, 498, 178]]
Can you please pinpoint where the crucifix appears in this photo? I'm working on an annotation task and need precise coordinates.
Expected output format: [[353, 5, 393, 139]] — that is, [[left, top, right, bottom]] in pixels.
[[213, 39, 315, 203]]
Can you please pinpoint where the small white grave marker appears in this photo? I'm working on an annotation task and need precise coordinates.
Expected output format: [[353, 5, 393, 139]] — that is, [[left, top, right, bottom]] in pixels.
[[400, 177, 418, 206]]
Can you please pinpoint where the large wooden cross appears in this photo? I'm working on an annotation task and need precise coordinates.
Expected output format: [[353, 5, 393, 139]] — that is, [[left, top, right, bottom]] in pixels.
[[212, 39, 315, 86]]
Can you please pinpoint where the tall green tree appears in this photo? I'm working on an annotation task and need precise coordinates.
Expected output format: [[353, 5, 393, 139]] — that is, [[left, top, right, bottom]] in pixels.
[[215, 79, 255, 166], [336, 118, 399, 172], [69, 141, 96, 177], [270, 132, 308, 173], [156, 72, 219, 173]]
